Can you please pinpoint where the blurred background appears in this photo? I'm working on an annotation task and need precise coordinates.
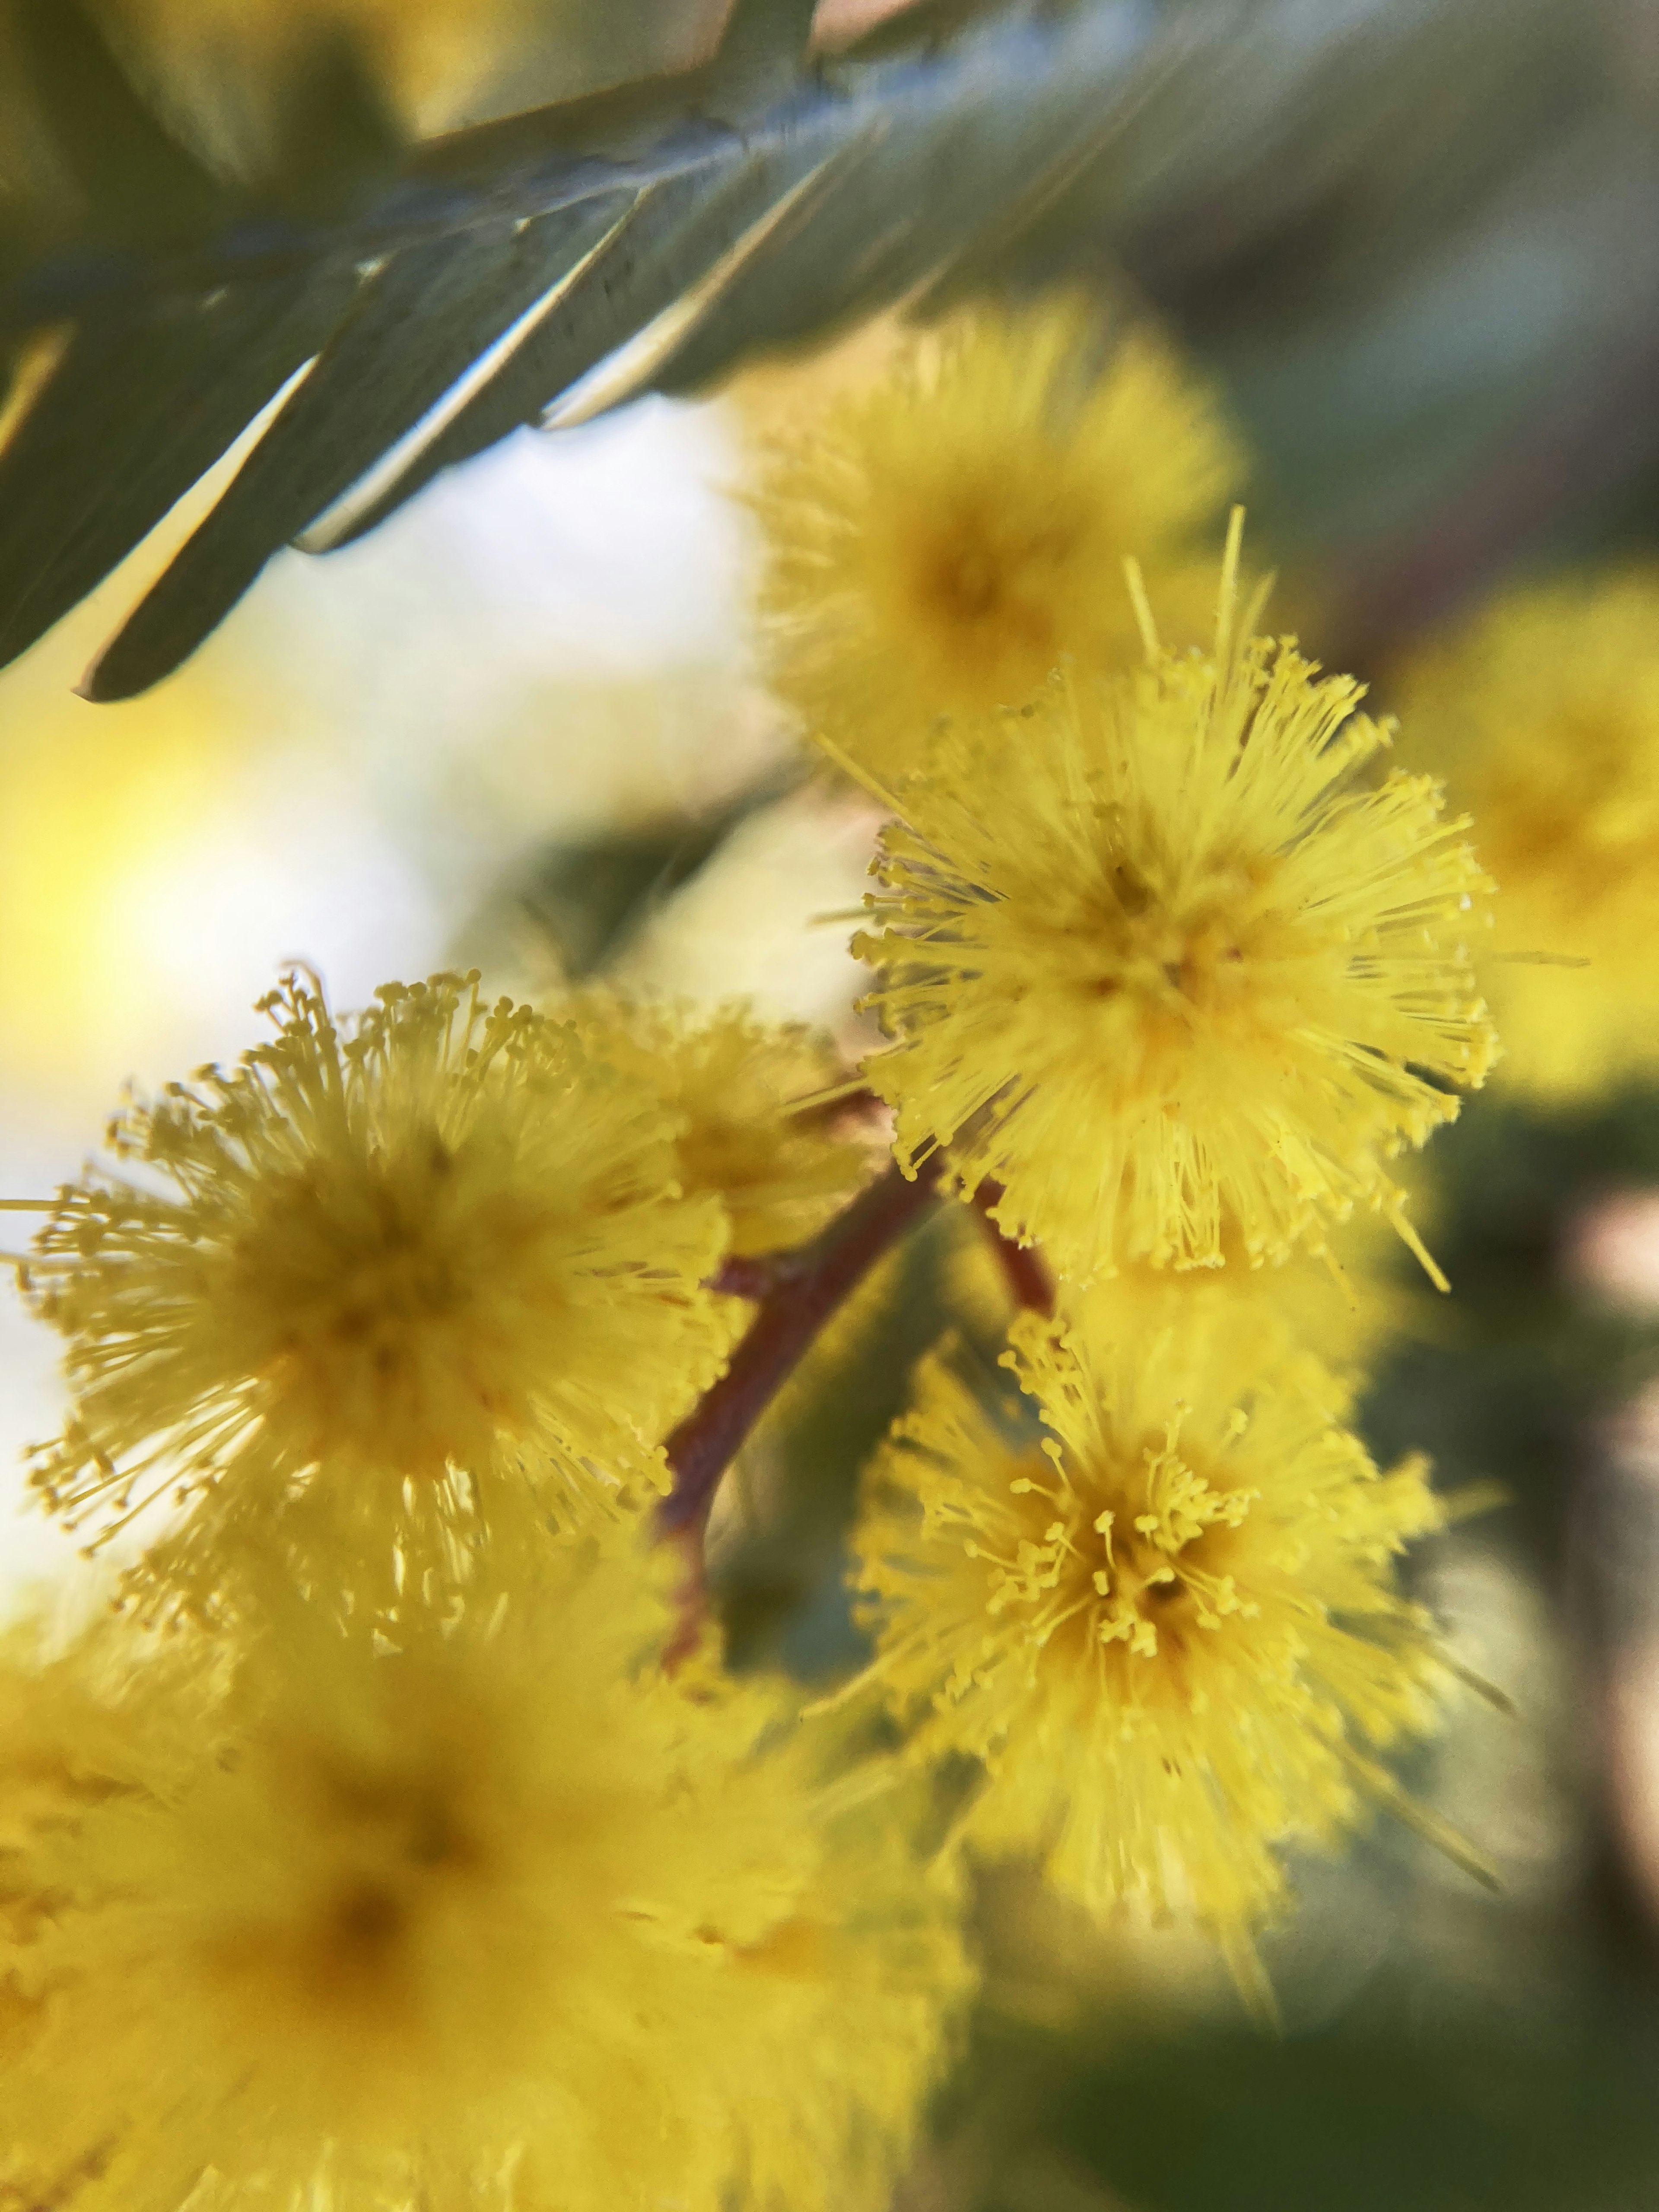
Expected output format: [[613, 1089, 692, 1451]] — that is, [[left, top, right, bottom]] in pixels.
[[7, 1, 1659, 2205]]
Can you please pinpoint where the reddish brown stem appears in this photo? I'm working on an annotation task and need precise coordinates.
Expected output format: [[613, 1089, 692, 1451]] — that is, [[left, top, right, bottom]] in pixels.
[[973, 1179, 1055, 1318], [706, 1251, 790, 1301], [659, 1154, 944, 1545]]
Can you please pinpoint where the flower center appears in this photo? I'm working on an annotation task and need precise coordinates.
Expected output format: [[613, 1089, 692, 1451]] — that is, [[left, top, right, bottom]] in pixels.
[[1064, 853, 1318, 1057], [905, 489, 1084, 662], [238, 1140, 470, 1350], [202, 1736, 492, 2030], [1080, 861, 1239, 1011], [218, 1124, 563, 1471], [994, 1427, 1257, 1672]]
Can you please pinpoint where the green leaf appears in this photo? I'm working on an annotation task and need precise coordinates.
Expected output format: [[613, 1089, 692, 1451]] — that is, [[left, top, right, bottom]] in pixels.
[[8, 0, 226, 248], [0, 265, 357, 669], [73, 194, 632, 699], [513, 805, 760, 981], [316, 133, 846, 550], [0, 2, 1188, 685]]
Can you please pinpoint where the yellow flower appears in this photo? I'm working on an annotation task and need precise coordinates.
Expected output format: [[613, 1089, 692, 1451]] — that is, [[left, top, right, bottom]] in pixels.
[[572, 997, 872, 1258], [1393, 565, 1659, 1100], [853, 1310, 1473, 1986], [0, 1541, 972, 2212], [23, 971, 733, 1614], [745, 295, 1243, 779], [1067, 1213, 1408, 1389], [853, 534, 1497, 1283]]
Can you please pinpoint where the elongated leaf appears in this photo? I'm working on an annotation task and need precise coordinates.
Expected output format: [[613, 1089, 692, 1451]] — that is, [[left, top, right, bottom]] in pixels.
[[11, 0, 1595, 701], [0, 267, 357, 667], [397, 0, 820, 225], [531, 147, 857, 433], [654, 9, 1152, 395], [299, 168, 726, 548], [11, 1, 1182, 695], [518, 810, 756, 980], [85, 123, 858, 704], [277, 196, 630, 534], [76, 195, 634, 699], [10, 0, 227, 246], [317, 130, 849, 549]]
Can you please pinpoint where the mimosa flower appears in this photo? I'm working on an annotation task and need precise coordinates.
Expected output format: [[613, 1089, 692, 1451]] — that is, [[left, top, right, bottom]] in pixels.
[[746, 294, 1242, 779], [24, 971, 733, 1613], [854, 531, 1496, 1282], [0, 1541, 971, 2212], [1395, 565, 1659, 1100], [853, 1309, 1483, 1995]]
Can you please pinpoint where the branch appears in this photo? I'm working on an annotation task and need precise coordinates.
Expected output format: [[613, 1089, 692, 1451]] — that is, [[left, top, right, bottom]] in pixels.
[[659, 1152, 944, 1544], [972, 1178, 1055, 1317]]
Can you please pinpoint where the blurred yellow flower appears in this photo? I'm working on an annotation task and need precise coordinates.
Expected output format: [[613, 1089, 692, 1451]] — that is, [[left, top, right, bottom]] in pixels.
[[1394, 566, 1659, 1101], [1067, 1215, 1408, 1390], [23, 971, 733, 1615], [573, 996, 872, 1258], [744, 294, 1242, 779], [853, 1309, 1471, 1993], [855, 535, 1496, 1283], [0, 1538, 971, 2212]]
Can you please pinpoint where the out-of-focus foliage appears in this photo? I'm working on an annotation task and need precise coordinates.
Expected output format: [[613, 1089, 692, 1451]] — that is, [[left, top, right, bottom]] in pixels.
[[923, 1977, 1659, 2212], [98, 0, 731, 148]]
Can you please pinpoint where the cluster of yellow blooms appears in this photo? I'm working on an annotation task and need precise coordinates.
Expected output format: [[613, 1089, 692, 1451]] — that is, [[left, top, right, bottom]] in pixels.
[[745, 298, 1505, 1981], [25, 282, 1658, 2202], [7, 982, 947, 2212], [0, 1544, 968, 2212]]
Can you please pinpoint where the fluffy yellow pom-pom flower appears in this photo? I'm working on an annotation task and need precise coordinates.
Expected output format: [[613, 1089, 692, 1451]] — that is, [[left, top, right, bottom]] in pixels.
[[852, 531, 1497, 1283], [1063, 1207, 1409, 1388], [1394, 565, 1659, 1100], [745, 294, 1243, 779], [572, 998, 872, 1258], [23, 971, 733, 1613], [852, 1310, 1483, 1991], [0, 1541, 972, 2212]]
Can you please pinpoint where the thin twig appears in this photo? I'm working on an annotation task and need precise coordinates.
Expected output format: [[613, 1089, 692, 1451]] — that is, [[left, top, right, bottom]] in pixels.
[[659, 1153, 944, 1546], [706, 1251, 791, 1301], [972, 1179, 1055, 1317]]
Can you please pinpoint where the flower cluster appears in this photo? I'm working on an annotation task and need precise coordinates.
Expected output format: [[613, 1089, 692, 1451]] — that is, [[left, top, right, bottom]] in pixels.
[[743, 311, 1503, 1980], [7, 963, 971, 2210], [6, 286, 1516, 2202], [0, 1541, 969, 2212]]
